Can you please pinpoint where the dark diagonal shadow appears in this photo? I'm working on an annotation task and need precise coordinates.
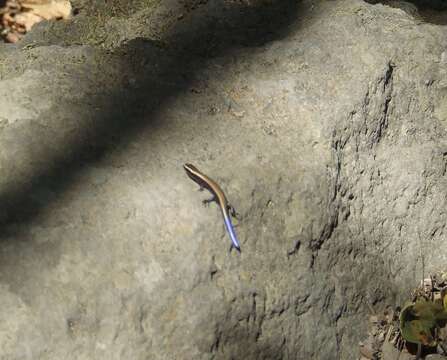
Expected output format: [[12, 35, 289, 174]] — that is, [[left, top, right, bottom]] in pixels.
[[0, 0, 303, 237]]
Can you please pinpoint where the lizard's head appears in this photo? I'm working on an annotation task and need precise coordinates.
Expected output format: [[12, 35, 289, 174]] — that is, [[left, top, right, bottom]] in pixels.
[[183, 163, 200, 174]]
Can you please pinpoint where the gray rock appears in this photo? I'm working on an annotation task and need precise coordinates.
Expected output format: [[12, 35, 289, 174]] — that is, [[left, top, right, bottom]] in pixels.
[[426, 355, 447, 360], [0, 0, 446, 359], [382, 342, 414, 360]]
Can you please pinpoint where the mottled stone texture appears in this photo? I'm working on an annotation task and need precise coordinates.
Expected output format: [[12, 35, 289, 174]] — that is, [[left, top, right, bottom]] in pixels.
[[0, 0, 446, 359]]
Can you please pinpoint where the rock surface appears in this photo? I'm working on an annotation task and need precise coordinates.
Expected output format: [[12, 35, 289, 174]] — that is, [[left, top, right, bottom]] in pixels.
[[0, 0, 446, 359]]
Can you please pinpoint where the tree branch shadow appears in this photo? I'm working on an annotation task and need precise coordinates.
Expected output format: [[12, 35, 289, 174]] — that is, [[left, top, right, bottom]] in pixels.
[[0, 0, 303, 237]]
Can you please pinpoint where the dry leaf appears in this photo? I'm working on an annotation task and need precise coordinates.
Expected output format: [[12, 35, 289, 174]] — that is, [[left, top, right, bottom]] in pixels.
[[21, 1, 71, 20], [14, 11, 42, 31], [0, 0, 71, 43]]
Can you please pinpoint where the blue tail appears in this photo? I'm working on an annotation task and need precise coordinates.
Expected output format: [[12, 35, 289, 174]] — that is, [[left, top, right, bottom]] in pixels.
[[223, 216, 241, 251]]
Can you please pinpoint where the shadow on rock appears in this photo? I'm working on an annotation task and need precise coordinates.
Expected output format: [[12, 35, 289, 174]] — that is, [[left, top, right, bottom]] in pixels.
[[0, 0, 303, 234]]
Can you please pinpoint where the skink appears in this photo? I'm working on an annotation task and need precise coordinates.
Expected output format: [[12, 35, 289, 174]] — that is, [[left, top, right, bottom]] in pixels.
[[183, 163, 241, 252]]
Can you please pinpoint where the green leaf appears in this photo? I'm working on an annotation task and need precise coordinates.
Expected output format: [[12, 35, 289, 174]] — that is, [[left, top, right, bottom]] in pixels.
[[399, 300, 447, 346]]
